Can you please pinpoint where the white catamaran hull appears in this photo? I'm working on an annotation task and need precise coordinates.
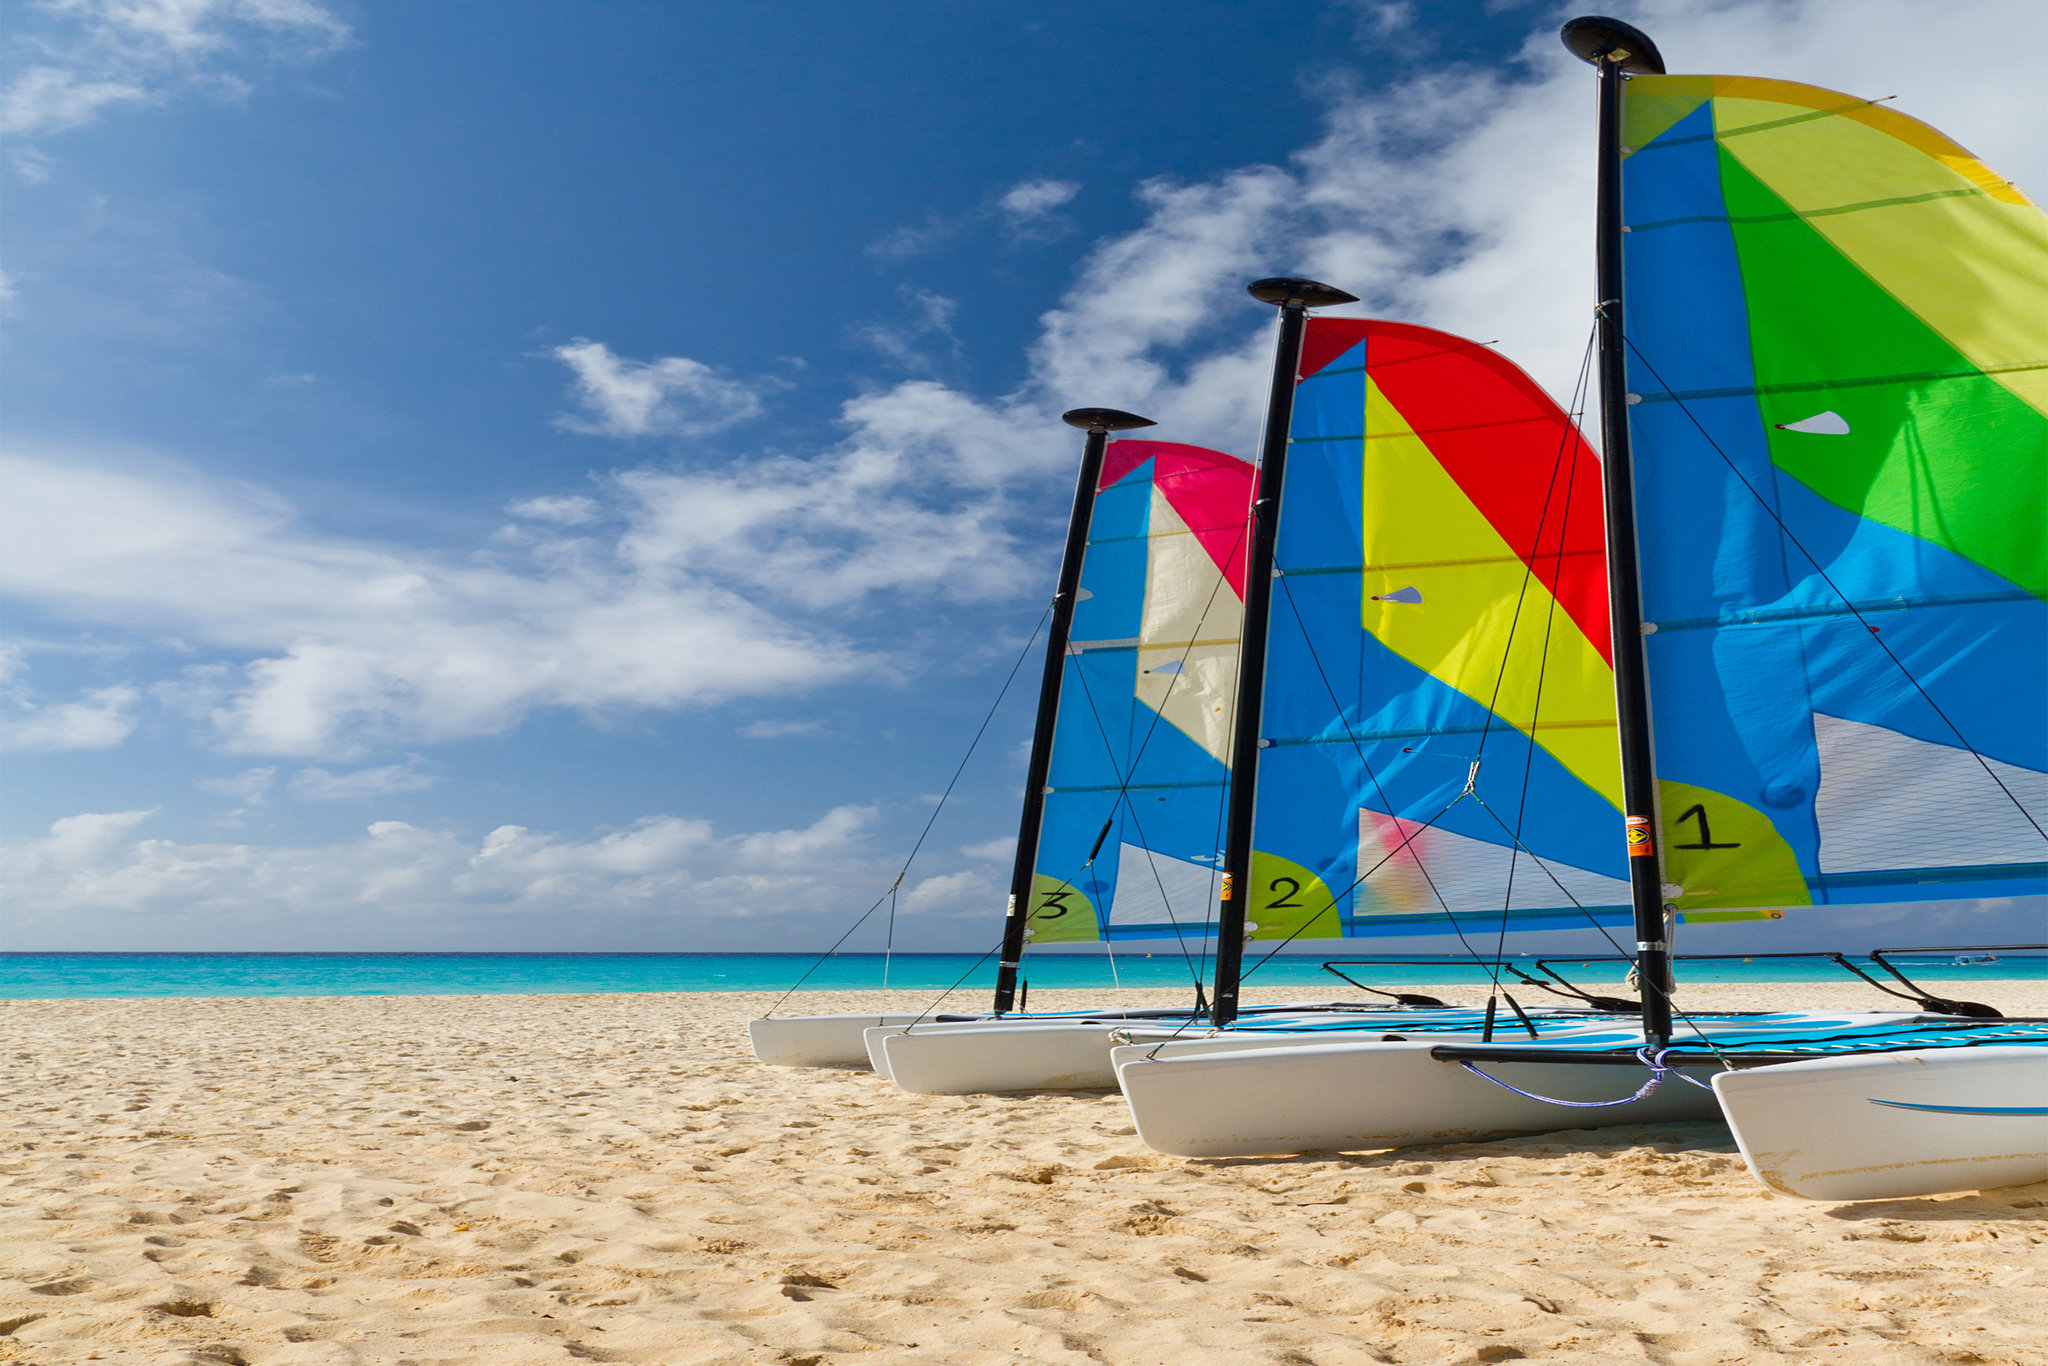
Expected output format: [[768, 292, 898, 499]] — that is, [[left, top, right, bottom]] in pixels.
[[747, 1014, 932, 1068], [1115, 1037, 1722, 1158], [863, 1002, 1407, 1090], [1713, 1046, 2048, 1201], [876, 1021, 1149, 1093]]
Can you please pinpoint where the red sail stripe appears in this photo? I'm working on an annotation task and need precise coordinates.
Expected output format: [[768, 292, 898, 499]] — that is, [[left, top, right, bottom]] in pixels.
[[1301, 319, 1612, 664], [1099, 440, 1255, 598]]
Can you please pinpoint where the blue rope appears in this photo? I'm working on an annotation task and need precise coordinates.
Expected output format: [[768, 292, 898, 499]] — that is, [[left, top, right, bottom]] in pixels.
[[1455, 1047, 1717, 1108]]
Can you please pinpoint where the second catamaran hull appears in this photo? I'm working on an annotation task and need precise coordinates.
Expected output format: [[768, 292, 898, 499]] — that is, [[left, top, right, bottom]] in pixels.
[[877, 1021, 1168, 1093], [1115, 1038, 1722, 1157], [870, 1007, 1505, 1093], [1712, 1046, 2048, 1201], [748, 1014, 933, 1067]]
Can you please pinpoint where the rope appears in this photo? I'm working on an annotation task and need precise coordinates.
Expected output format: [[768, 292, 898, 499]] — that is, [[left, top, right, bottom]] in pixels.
[[761, 605, 1052, 1017], [882, 882, 898, 990], [1455, 1046, 1716, 1109]]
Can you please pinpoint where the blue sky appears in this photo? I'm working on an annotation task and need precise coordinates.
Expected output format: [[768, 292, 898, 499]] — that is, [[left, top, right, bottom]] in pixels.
[[3, 0, 2043, 953]]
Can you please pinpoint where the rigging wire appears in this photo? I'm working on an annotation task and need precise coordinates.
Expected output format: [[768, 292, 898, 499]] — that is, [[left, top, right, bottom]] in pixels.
[[761, 603, 1052, 1018], [1490, 327, 1601, 967], [882, 882, 897, 990]]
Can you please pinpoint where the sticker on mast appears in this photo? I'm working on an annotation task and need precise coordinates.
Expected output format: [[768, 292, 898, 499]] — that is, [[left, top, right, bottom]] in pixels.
[[1625, 815, 1655, 858]]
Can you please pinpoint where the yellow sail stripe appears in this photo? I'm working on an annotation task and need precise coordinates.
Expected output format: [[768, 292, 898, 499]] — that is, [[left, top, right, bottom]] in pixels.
[[1625, 75, 2048, 420], [1360, 376, 1622, 810]]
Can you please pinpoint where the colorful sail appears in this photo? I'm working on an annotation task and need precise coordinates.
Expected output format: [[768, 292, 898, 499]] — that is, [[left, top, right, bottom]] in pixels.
[[1246, 319, 1632, 941], [1619, 75, 2048, 910], [1027, 441, 1254, 943]]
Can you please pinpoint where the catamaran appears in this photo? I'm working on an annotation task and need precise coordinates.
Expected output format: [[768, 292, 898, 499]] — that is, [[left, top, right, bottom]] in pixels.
[[1113, 16, 2048, 1201]]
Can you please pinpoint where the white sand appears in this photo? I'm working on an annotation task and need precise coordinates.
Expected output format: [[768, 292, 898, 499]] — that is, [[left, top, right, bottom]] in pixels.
[[3, 983, 2044, 1366]]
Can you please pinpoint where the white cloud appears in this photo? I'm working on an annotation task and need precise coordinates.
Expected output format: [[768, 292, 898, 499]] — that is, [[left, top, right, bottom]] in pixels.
[[903, 868, 989, 911], [1, 0, 347, 140], [868, 212, 956, 262], [197, 764, 275, 804], [877, 179, 1081, 261], [741, 719, 823, 739], [290, 758, 437, 801], [0, 65, 145, 136], [508, 494, 600, 525], [0, 681, 140, 751], [0, 803, 911, 942], [852, 289, 961, 375], [0, 448, 865, 756], [552, 340, 767, 438], [997, 178, 1080, 222], [959, 835, 1017, 863]]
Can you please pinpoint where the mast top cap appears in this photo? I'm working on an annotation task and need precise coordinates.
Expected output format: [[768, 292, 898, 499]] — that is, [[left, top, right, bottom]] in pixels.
[[1061, 407, 1156, 433], [1246, 277, 1359, 309], [1561, 16, 1666, 74]]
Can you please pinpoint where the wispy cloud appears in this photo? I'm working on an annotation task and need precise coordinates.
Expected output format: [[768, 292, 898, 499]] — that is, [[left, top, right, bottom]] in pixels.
[[1, 448, 867, 757], [998, 178, 1080, 220], [873, 177, 1083, 261], [1, 0, 348, 140], [552, 340, 768, 439], [507, 494, 601, 526], [291, 757, 437, 801], [996, 178, 1081, 241], [197, 764, 275, 804], [958, 835, 1016, 863], [0, 681, 140, 751], [0, 803, 909, 946], [741, 719, 824, 739], [851, 288, 962, 376]]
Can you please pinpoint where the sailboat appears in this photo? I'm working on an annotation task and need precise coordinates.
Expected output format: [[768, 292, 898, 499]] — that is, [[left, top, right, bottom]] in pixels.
[[1114, 16, 2048, 1200]]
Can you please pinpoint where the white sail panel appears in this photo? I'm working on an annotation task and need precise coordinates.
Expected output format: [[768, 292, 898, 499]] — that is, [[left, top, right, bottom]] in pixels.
[[1355, 810, 1632, 918], [1105, 842, 1222, 928], [1133, 485, 1242, 765], [1813, 713, 2048, 874]]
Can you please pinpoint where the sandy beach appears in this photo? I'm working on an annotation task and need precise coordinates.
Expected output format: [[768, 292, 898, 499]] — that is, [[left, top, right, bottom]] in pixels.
[[3, 983, 2044, 1366]]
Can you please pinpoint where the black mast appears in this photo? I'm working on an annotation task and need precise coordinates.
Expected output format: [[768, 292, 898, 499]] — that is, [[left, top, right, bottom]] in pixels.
[[1211, 277, 1359, 1030], [993, 407, 1157, 1014], [1562, 16, 1674, 1048]]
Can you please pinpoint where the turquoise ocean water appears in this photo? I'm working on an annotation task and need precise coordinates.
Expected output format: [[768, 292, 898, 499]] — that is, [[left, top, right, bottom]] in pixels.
[[2, 951, 2039, 1000]]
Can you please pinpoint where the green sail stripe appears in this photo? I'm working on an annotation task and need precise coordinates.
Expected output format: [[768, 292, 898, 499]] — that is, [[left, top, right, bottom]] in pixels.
[[1718, 143, 2048, 598]]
